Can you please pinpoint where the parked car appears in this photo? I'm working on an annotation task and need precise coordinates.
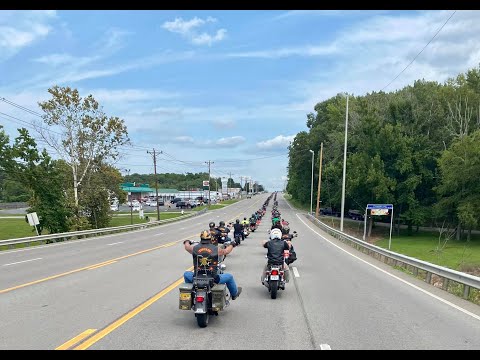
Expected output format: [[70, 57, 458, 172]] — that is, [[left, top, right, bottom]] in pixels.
[[176, 201, 189, 209], [348, 209, 365, 221], [320, 207, 341, 217], [110, 203, 119, 211]]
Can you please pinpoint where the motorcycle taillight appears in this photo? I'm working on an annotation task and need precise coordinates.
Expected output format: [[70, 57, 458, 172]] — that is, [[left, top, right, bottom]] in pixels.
[[196, 296, 204, 303], [271, 269, 279, 275]]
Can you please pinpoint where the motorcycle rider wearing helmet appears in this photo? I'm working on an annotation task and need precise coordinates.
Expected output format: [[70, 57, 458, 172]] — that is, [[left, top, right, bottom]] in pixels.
[[261, 228, 291, 284], [183, 230, 242, 300], [208, 221, 221, 244], [233, 219, 245, 241], [216, 220, 231, 244], [241, 217, 249, 227]]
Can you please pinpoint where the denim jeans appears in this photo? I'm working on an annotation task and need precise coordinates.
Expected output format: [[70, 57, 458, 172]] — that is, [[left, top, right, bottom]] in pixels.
[[184, 271, 238, 297]]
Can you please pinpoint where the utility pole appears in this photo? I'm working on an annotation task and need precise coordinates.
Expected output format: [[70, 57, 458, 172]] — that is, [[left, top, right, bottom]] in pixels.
[[240, 176, 243, 199], [125, 168, 133, 225], [315, 142, 324, 218], [205, 160, 214, 208], [148, 149, 163, 221]]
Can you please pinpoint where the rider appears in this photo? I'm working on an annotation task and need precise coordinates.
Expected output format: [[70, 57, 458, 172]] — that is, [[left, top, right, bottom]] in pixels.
[[183, 230, 242, 300], [281, 225, 297, 264], [249, 214, 257, 229], [261, 228, 291, 284], [216, 220, 231, 244], [208, 221, 221, 244], [233, 219, 245, 241], [241, 217, 249, 227]]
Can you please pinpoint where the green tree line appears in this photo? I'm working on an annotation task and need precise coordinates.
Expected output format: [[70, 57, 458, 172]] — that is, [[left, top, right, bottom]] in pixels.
[[287, 65, 480, 241]]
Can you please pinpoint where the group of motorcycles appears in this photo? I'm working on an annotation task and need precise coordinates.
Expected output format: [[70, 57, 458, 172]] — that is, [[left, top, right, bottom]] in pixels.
[[179, 192, 298, 327], [262, 193, 298, 299]]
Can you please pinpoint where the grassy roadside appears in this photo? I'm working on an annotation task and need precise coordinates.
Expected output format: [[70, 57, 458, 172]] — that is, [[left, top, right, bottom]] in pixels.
[[285, 194, 480, 273], [283, 193, 310, 212], [287, 194, 480, 304], [0, 212, 184, 241]]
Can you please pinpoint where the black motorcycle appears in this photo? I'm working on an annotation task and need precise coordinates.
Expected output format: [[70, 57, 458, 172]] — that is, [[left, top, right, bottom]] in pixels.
[[179, 254, 229, 328]]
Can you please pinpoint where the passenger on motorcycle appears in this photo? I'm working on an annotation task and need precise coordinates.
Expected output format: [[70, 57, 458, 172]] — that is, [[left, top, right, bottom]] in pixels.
[[183, 230, 242, 300], [261, 228, 291, 283]]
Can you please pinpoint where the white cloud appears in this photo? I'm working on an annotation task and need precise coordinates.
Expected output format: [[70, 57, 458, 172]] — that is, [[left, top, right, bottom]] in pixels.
[[256, 135, 295, 150], [216, 136, 245, 146], [191, 29, 227, 46], [227, 44, 337, 59], [162, 16, 226, 46], [34, 53, 77, 66], [173, 136, 194, 143], [211, 118, 235, 128], [0, 11, 56, 61]]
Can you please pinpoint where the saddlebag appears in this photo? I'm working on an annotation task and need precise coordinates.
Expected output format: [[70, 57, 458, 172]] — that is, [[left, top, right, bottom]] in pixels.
[[179, 283, 193, 310], [211, 283, 227, 311]]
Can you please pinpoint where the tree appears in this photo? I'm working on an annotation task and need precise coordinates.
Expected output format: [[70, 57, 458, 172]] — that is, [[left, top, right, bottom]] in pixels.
[[37, 86, 130, 208], [0, 127, 71, 234], [436, 130, 480, 241]]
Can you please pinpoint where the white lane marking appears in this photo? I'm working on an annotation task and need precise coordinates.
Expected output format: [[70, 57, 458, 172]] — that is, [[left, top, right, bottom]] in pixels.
[[319, 344, 331, 350], [216, 216, 219, 218], [180, 227, 185, 230], [3, 257, 42, 266], [296, 214, 480, 322], [155, 233, 164, 236], [292, 266, 300, 278], [107, 242, 124, 246], [196, 222, 202, 225]]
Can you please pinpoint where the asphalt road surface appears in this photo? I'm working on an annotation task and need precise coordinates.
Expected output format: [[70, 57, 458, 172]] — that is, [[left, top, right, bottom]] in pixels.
[[0, 193, 479, 350]]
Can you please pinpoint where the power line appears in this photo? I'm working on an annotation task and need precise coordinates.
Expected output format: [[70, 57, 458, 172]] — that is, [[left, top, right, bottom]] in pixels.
[[381, 10, 457, 92]]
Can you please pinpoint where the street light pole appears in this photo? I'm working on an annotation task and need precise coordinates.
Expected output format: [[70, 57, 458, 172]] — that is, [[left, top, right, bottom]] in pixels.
[[340, 94, 349, 232], [309, 149, 314, 215]]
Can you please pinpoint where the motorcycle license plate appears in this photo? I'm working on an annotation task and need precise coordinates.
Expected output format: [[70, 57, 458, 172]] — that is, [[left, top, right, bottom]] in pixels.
[[270, 275, 279, 280]]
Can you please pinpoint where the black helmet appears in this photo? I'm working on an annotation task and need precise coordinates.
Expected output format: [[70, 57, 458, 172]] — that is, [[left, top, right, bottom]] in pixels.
[[209, 221, 215, 228], [236, 219, 240, 224], [219, 221, 225, 227], [244, 217, 247, 220]]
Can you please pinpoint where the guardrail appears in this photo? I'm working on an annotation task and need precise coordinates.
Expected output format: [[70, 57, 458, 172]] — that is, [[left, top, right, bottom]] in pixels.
[[0, 209, 208, 250], [306, 214, 480, 301]]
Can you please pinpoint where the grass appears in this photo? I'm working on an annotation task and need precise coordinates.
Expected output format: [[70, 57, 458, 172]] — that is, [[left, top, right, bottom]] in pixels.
[[0, 212, 184, 241], [220, 199, 239, 205], [283, 193, 310, 212], [313, 215, 480, 272], [0, 219, 43, 240]]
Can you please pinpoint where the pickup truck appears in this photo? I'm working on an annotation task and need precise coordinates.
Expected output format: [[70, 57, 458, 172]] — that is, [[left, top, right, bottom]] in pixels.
[[348, 209, 365, 221]]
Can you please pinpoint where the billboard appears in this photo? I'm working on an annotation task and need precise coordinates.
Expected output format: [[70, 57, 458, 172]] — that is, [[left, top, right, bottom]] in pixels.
[[202, 180, 209, 190]]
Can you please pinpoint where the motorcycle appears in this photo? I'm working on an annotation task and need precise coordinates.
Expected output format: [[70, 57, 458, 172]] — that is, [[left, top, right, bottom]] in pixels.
[[263, 249, 289, 299], [233, 232, 242, 246], [249, 222, 257, 232], [179, 252, 230, 328]]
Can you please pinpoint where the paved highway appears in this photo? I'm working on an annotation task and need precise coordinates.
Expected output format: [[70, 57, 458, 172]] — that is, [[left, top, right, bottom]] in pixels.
[[0, 193, 479, 349]]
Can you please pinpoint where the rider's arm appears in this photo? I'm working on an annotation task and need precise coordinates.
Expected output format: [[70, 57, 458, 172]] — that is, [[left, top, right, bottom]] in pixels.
[[284, 241, 292, 249], [183, 240, 194, 254], [218, 243, 234, 256], [262, 240, 269, 248]]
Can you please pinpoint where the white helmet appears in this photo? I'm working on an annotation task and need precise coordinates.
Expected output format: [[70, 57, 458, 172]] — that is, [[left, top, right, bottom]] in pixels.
[[270, 228, 282, 240]]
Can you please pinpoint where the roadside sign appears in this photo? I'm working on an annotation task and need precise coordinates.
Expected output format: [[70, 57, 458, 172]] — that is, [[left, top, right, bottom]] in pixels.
[[26, 212, 40, 226], [367, 204, 393, 209]]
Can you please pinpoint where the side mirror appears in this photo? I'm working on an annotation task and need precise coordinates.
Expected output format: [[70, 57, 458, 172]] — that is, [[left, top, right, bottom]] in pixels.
[[220, 264, 227, 271]]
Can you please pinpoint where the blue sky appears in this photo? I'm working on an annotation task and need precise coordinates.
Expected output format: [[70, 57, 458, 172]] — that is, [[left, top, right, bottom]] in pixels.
[[1, 10, 479, 190]]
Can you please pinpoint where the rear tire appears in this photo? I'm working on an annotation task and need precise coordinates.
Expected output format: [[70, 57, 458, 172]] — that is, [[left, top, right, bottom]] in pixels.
[[270, 280, 278, 299], [196, 313, 209, 328]]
